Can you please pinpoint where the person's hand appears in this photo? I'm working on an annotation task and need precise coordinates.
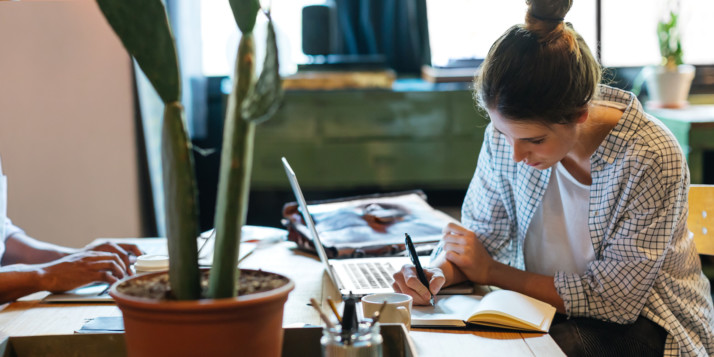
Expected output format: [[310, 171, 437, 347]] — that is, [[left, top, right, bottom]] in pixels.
[[392, 265, 445, 305], [82, 241, 143, 273], [442, 222, 494, 285], [39, 251, 129, 293]]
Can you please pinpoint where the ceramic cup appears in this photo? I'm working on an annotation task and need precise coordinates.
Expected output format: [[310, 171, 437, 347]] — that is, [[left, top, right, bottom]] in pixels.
[[134, 254, 169, 274], [361, 292, 413, 330]]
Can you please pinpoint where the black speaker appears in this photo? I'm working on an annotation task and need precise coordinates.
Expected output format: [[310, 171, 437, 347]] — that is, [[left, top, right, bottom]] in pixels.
[[302, 5, 331, 56]]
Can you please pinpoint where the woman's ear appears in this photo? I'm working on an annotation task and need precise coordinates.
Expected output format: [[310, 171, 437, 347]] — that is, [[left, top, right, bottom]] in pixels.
[[575, 109, 589, 124]]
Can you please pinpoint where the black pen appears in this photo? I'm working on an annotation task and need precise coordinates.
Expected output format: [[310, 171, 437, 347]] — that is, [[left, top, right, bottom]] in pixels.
[[405, 233, 434, 306]]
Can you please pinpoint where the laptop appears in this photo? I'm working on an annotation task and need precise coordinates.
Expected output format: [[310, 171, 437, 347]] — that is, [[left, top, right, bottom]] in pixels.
[[281, 157, 425, 297]]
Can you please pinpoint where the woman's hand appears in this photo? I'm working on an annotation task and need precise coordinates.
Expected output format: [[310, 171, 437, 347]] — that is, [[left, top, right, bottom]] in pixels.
[[442, 222, 494, 285], [392, 265, 445, 305], [38, 251, 130, 293]]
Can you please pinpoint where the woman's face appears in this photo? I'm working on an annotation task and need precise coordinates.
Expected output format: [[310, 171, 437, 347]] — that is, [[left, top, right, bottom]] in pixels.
[[487, 109, 579, 170]]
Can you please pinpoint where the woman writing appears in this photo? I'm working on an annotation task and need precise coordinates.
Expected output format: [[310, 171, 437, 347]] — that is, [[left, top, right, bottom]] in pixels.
[[392, 0, 714, 355]]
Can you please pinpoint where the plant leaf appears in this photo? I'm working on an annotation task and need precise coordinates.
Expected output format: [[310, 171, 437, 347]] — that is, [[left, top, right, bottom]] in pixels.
[[162, 103, 201, 300], [657, 11, 683, 68], [241, 16, 284, 124], [229, 0, 261, 34], [96, 0, 180, 103], [207, 35, 256, 299]]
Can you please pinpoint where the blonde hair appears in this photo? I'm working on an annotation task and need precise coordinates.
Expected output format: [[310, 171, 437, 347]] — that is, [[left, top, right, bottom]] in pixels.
[[475, 0, 601, 124]]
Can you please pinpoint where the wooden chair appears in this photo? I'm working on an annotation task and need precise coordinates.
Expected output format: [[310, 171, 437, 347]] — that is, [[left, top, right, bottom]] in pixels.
[[690, 185, 714, 256], [689, 185, 714, 282]]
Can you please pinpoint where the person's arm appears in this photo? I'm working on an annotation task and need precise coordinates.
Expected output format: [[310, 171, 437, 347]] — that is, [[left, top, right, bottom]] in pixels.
[[2, 231, 143, 269], [394, 125, 516, 305], [2, 231, 76, 265], [441, 222, 566, 312], [478, 256, 565, 313], [0, 250, 129, 304], [0, 231, 143, 304], [0, 265, 45, 303]]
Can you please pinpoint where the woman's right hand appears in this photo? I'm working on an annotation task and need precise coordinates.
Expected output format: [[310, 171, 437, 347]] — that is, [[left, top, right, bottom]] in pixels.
[[39, 251, 128, 293], [392, 264, 446, 305]]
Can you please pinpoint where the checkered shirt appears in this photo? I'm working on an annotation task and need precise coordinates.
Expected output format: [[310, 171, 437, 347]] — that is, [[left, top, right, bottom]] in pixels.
[[459, 85, 714, 356]]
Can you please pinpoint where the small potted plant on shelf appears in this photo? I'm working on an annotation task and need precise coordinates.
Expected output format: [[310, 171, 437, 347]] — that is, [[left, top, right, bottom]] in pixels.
[[643, 0, 695, 108], [95, 0, 290, 356]]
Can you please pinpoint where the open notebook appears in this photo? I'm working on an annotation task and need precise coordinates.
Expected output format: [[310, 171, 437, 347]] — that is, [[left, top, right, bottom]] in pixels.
[[411, 289, 556, 333]]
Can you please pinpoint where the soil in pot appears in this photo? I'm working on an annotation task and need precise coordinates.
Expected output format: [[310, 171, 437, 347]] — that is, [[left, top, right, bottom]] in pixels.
[[116, 269, 290, 300]]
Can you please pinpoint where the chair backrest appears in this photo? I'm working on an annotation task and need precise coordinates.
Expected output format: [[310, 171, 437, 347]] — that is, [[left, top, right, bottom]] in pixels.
[[689, 185, 714, 256]]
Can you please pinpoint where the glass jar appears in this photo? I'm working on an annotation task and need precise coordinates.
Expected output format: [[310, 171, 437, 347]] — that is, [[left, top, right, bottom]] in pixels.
[[321, 322, 383, 357]]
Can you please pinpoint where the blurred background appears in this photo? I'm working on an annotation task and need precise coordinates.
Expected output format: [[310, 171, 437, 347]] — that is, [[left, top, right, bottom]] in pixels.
[[1, 0, 713, 249]]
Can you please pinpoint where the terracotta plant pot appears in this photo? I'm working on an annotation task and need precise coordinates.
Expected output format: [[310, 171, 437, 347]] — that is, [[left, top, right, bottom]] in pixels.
[[110, 269, 294, 357]]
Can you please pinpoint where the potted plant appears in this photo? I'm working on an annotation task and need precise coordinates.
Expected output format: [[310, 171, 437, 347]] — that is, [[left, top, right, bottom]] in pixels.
[[95, 0, 291, 356], [643, 0, 695, 108]]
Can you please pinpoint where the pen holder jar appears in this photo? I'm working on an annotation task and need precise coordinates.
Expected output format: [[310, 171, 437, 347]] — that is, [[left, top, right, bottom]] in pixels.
[[321, 322, 383, 357]]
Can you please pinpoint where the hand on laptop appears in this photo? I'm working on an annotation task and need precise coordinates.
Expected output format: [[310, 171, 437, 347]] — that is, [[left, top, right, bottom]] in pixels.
[[82, 241, 144, 271], [392, 265, 445, 305], [38, 250, 131, 293]]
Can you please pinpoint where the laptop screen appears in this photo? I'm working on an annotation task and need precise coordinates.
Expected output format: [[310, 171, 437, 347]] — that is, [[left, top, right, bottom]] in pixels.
[[281, 157, 339, 285]]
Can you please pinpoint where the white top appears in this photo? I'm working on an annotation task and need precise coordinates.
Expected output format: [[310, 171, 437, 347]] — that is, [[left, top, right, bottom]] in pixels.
[[0, 155, 6, 260], [0, 156, 25, 264], [524, 161, 595, 276]]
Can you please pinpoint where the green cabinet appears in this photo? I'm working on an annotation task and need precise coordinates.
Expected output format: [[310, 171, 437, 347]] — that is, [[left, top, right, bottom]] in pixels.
[[251, 86, 487, 191], [647, 103, 714, 184]]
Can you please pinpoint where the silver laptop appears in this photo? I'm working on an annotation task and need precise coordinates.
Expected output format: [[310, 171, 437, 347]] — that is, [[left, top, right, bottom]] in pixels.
[[282, 157, 415, 297]]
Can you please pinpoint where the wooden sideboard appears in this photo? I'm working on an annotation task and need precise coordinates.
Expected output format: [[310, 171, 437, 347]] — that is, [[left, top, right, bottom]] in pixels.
[[198, 78, 485, 227], [197, 79, 713, 228], [251, 82, 487, 191], [646, 102, 714, 184]]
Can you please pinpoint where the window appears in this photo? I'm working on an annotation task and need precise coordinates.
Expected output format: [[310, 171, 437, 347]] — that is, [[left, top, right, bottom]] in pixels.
[[425, 0, 597, 67], [601, 0, 714, 67], [198, 0, 714, 76], [200, 0, 323, 76]]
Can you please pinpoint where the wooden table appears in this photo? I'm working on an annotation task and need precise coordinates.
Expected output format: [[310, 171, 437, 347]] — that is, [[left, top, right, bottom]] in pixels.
[[0, 240, 564, 356]]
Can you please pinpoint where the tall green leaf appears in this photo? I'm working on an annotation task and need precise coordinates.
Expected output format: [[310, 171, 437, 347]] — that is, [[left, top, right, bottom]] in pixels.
[[97, 0, 200, 300], [229, 0, 260, 34], [241, 17, 284, 123], [162, 103, 201, 300], [207, 34, 257, 299], [96, 0, 180, 103]]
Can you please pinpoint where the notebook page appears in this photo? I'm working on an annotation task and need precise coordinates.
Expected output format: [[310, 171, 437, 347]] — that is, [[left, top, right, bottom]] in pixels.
[[471, 290, 555, 330], [411, 294, 482, 326]]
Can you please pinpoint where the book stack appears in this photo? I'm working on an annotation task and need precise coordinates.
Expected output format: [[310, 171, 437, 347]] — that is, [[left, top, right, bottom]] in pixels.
[[282, 69, 396, 90]]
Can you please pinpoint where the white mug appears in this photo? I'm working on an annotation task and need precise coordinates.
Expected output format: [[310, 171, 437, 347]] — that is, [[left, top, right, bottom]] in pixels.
[[134, 254, 169, 274], [361, 292, 412, 330]]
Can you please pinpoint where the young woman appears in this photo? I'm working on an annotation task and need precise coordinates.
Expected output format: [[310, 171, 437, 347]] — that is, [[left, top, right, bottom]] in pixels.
[[392, 0, 714, 355]]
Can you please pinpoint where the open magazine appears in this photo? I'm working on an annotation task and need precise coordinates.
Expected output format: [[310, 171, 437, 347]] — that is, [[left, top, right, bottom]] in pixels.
[[281, 190, 457, 258]]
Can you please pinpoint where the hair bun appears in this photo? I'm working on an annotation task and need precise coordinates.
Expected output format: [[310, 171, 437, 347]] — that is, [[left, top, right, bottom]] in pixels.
[[525, 0, 573, 42], [527, 0, 572, 21]]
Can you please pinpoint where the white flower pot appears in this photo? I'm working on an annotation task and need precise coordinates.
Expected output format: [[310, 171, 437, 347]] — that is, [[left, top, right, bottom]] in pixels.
[[644, 64, 696, 108]]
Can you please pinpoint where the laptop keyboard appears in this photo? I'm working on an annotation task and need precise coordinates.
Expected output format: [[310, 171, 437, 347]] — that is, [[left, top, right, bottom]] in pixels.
[[344, 262, 397, 290]]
